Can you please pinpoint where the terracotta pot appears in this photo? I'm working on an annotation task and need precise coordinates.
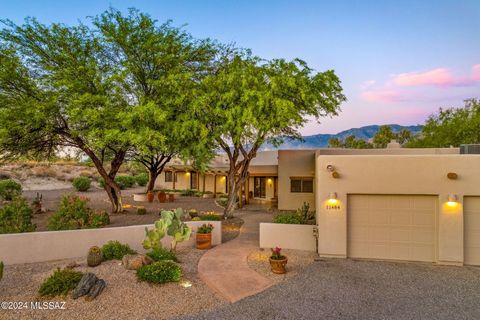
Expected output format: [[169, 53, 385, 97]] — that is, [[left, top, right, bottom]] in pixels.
[[158, 191, 167, 203], [146, 191, 154, 203], [269, 257, 288, 274], [196, 233, 212, 250]]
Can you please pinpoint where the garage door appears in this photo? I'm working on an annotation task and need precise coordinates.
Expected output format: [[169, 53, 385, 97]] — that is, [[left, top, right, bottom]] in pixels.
[[464, 197, 480, 265], [348, 195, 437, 262]]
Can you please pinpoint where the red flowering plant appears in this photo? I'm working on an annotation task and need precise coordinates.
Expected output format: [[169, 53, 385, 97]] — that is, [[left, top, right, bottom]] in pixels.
[[270, 246, 286, 260]]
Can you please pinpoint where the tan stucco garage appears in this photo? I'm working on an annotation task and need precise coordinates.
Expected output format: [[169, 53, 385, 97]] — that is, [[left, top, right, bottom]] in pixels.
[[464, 196, 480, 266], [348, 194, 437, 262]]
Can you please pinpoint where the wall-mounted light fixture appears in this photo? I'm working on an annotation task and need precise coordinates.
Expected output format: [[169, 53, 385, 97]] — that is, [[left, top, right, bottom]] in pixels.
[[328, 192, 338, 204], [447, 194, 458, 207], [332, 171, 340, 179], [326, 164, 335, 172], [447, 172, 458, 180]]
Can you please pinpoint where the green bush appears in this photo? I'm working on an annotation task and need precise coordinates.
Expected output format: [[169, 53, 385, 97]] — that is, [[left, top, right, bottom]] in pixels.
[[200, 213, 221, 221], [273, 212, 304, 224], [0, 197, 36, 234], [115, 175, 136, 189], [136, 261, 182, 284], [101, 240, 137, 260], [0, 179, 22, 201], [146, 247, 178, 262], [180, 189, 197, 197], [72, 176, 91, 192], [47, 195, 110, 230], [134, 173, 149, 187], [38, 268, 83, 297]]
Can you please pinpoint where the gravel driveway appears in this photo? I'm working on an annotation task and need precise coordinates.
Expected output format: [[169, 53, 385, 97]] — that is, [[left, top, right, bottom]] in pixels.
[[180, 258, 480, 320]]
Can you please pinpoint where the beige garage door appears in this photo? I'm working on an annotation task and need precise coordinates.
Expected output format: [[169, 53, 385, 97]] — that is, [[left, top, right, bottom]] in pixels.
[[348, 195, 437, 262], [464, 197, 480, 266]]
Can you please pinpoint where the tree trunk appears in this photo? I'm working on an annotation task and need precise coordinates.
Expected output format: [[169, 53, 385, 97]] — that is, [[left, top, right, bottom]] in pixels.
[[146, 170, 158, 193], [103, 176, 123, 213]]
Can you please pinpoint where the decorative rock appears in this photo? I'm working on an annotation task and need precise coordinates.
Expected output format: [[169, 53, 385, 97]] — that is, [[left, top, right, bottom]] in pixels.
[[72, 273, 98, 299], [85, 279, 106, 301], [122, 254, 153, 270]]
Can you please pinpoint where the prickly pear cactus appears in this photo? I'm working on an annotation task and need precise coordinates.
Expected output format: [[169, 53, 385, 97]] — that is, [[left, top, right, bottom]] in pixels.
[[142, 219, 167, 250], [143, 208, 191, 252], [87, 246, 103, 267]]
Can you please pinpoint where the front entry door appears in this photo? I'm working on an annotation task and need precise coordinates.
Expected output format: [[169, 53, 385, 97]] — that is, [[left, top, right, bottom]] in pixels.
[[254, 177, 266, 198]]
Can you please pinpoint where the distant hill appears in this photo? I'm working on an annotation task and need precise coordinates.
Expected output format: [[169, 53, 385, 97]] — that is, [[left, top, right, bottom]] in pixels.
[[260, 124, 423, 150]]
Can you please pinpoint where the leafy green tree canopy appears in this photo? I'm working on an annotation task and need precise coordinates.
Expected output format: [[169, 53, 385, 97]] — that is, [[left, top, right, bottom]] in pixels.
[[195, 52, 346, 217], [407, 99, 480, 147]]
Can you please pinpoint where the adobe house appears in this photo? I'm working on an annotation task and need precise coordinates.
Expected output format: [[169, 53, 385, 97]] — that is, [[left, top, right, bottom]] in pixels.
[[157, 145, 480, 266]]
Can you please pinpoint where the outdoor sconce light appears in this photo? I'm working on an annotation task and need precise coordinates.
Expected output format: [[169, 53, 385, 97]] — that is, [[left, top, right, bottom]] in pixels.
[[332, 171, 340, 179], [447, 172, 458, 180], [328, 192, 338, 204], [326, 164, 335, 172], [447, 194, 458, 207]]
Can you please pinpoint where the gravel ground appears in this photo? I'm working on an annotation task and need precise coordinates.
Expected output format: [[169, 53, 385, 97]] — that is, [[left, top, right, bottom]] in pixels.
[[179, 258, 480, 320], [0, 248, 226, 320], [247, 249, 317, 283]]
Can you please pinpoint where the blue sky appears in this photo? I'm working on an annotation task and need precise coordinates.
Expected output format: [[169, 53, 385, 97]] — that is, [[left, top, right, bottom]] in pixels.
[[1, 0, 479, 135]]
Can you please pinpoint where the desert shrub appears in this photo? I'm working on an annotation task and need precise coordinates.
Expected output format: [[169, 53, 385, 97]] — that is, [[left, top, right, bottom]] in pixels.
[[134, 173, 149, 187], [0, 197, 36, 234], [180, 189, 197, 197], [146, 247, 178, 262], [101, 240, 137, 260], [79, 170, 95, 178], [72, 176, 91, 192], [137, 206, 147, 215], [47, 195, 109, 230], [38, 268, 83, 297], [137, 261, 182, 284], [0, 179, 22, 200], [200, 213, 221, 221], [115, 175, 136, 189], [32, 166, 57, 178], [273, 212, 304, 224]]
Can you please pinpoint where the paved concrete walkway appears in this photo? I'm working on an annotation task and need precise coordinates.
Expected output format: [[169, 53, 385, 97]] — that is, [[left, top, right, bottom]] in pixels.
[[198, 210, 273, 302]]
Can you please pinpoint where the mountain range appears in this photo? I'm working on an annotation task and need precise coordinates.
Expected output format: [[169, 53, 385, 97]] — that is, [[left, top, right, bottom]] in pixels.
[[260, 124, 423, 150]]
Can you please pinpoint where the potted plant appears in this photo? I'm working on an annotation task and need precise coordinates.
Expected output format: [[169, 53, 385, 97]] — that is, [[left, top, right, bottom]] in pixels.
[[147, 191, 154, 203], [189, 209, 198, 219], [269, 247, 288, 274], [196, 223, 214, 250]]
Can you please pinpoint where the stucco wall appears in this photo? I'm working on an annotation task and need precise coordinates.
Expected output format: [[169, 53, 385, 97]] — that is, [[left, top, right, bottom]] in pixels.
[[315, 153, 480, 265], [278, 150, 316, 211], [260, 223, 317, 251], [0, 221, 222, 265]]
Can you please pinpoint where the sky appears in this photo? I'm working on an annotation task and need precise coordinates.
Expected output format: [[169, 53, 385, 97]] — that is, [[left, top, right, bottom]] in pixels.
[[1, 0, 479, 135]]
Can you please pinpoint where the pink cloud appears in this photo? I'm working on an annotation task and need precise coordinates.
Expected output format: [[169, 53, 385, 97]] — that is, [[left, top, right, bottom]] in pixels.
[[472, 64, 480, 81], [392, 68, 455, 87], [361, 89, 404, 103]]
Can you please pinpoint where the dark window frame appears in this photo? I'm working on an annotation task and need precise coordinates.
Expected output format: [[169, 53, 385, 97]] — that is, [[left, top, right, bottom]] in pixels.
[[165, 171, 177, 183], [290, 177, 314, 193]]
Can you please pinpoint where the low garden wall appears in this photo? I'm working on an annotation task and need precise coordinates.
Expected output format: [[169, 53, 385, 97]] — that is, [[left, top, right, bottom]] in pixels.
[[259, 223, 317, 251], [0, 221, 222, 265]]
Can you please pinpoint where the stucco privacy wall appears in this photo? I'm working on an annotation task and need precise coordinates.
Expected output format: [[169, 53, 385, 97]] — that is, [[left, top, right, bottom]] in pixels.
[[315, 153, 480, 265], [278, 150, 316, 210], [260, 223, 316, 251], [0, 221, 221, 265]]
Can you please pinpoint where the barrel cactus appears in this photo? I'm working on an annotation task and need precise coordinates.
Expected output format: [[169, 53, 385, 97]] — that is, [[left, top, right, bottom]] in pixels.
[[0, 261, 3, 281], [87, 246, 103, 267]]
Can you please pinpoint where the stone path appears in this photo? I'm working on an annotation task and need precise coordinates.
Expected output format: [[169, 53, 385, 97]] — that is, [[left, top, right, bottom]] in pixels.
[[197, 210, 273, 302]]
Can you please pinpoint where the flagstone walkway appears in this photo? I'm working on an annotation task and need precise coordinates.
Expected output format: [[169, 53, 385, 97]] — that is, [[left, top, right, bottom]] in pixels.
[[197, 210, 273, 302]]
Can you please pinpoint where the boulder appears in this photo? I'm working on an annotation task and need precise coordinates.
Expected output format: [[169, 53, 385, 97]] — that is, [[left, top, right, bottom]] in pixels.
[[122, 254, 153, 270], [72, 273, 98, 299]]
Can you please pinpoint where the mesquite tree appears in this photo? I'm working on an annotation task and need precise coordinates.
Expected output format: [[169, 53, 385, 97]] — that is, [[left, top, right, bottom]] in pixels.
[[0, 19, 132, 213], [95, 9, 215, 192], [195, 53, 346, 218]]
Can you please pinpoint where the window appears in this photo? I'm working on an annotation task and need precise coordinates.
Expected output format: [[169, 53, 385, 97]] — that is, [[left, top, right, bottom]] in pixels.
[[254, 177, 266, 198], [190, 172, 198, 189], [165, 171, 176, 183], [290, 177, 314, 193]]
